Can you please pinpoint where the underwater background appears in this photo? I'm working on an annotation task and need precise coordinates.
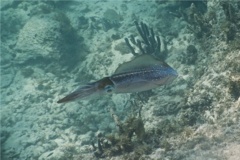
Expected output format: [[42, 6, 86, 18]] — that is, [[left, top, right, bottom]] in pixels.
[[1, 0, 240, 159]]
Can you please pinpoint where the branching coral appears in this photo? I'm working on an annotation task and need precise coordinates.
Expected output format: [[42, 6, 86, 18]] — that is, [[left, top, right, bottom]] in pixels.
[[173, 2, 212, 38], [171, 1, 240, 42], [220, 1, 240, 42], [125, 21, 167, 60]]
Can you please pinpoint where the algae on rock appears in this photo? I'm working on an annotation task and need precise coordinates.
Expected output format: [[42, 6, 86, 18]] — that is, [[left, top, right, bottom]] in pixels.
[[92, 104, 148, 158]]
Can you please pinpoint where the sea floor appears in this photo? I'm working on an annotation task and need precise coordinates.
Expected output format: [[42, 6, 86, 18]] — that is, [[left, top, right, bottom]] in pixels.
[[1, 1, 240, 160]]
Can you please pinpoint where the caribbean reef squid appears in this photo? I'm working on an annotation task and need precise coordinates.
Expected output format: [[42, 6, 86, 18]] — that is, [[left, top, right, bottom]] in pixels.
[[57, 54, 178, 103]]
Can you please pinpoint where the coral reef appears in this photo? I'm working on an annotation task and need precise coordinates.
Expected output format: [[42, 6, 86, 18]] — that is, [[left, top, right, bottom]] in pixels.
[[1, 1, 240, 160]]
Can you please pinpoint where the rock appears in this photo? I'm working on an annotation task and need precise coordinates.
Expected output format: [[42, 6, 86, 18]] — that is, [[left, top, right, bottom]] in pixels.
[[182, 45, 198, 65], [0, 46, 15, 88], [15, 14, 63, 63], [102, 9, 122, 31], [0, 46, 13, 68], [14, 10, 82, 65], [1, 70, 15, 88]]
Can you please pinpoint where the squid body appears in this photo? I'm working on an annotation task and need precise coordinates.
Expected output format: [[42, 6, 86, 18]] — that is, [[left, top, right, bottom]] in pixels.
[[57, 55, 178, 103]]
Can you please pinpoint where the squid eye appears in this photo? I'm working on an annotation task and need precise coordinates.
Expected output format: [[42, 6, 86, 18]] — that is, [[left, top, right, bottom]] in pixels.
[[104, 85, 114, 93]]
